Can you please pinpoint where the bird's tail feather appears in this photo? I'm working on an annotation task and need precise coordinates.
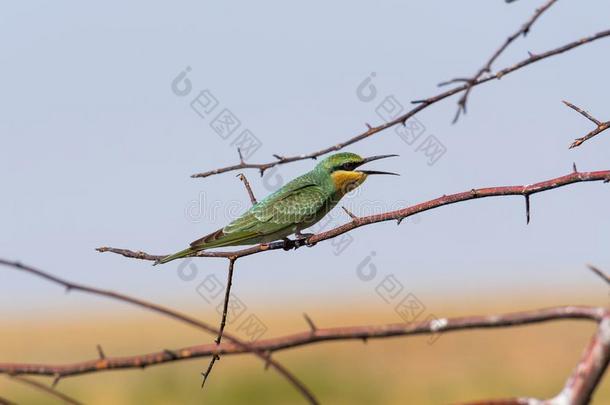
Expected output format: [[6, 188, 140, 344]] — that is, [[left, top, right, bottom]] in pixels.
[[154, 247, 198, 266], [154, 230, 258, 266]]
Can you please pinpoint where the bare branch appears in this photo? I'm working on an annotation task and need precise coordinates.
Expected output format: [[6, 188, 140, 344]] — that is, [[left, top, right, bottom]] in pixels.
[[1, 306, 605, 382], [237, 173, 257, 205], [190, 29, 610, 179], [100, 169, 610, 263], [201, 258, 236, 388], [447, 0, 559, 122], [0, 259, 318, 405], [8, 375, 83, 405], [563, 101, 610, 148]]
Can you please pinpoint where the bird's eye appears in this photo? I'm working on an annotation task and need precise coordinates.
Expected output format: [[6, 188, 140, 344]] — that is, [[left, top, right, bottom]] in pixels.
[[339, 162, 356, 171]]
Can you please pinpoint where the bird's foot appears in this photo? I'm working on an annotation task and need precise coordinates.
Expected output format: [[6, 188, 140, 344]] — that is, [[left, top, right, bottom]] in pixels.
[[282, 238, 294, 251], [294, 232, 316, 248]]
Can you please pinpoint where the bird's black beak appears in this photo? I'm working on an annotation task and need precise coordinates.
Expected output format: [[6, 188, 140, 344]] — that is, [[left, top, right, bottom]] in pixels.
[[358, 154, 400, 176]]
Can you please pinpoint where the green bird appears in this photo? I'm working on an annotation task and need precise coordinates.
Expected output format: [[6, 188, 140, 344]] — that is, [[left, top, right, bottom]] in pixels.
[[155, 152, 398, 265]]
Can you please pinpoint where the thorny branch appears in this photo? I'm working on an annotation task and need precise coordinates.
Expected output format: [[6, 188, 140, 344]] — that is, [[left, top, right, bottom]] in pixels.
[[563, 100, 610, 149], [190, 29, 610, 179], [98, 169, 610, 263], [441, 0, 559, 123], [0, 259, 319, 405], [1, 303, 608, 404]]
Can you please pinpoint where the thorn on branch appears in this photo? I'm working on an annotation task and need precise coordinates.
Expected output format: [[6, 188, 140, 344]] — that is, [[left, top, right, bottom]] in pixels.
[[525, 194, 531, 225], [573, 162, 578, 173], [303, 313, 317, 334], [52, 374, 61, 388], [365, 123, 372, 131], [96, 344, 105, 360], [273, 154, 285, 161], [587, 265, 610, 286], [163, 349, 179, 360], [237, 148, 245, 164], [437, 77, 470, 87], [341, 206, 358, 221]]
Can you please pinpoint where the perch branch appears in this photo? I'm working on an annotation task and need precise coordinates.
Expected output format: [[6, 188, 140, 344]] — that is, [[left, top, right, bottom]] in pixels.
[[99, 169, 610, 263], [563, 100, 610, 149], [190, 29, 610, 179], [0, 259, 318, 405]]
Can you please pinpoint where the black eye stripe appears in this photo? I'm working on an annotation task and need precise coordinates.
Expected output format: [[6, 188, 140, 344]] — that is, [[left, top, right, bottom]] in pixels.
[[337, 162, 358, 171]]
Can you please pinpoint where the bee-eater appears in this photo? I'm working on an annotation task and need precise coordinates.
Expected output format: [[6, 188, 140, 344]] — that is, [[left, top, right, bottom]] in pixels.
[[156, 152, 398, 265]]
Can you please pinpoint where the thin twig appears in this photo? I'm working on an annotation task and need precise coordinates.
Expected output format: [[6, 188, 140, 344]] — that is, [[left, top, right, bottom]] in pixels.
[[190, 28, 610, 179], [446, 0, 559, 123], [201, 258, 236, 388], [101, 169, 610, 263], [237, 173, 257, 205], [8, 375, 83, 405], [0, 259, 318, 405], [563, 100, 610, 148]]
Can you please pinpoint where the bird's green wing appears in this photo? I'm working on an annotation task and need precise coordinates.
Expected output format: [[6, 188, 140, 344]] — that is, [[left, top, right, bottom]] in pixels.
[[190, 174, 328, 249]]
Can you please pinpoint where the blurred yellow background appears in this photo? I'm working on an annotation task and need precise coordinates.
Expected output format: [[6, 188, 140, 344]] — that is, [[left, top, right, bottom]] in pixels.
[[2, 294, 608, 404]]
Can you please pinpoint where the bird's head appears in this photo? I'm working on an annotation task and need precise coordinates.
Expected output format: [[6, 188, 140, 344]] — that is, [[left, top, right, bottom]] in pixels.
[[316, 152, 399, 196]]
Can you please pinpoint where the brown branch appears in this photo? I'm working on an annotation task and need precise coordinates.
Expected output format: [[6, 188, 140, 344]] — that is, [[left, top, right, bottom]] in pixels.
[[8, 375, 83, 405], [201, 258, 236, 388], [2, 306, 607, 403], [100, 169, 610, 263], [237, 173, 257, 204], [0, 259, 318, 405], [190, 29, 610, 179], [445, 0, 559, 123], [563, 100, 610, 148]]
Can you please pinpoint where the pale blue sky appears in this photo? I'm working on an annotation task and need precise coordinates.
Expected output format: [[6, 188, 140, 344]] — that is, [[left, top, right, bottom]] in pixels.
[[1, 1, 609, 321]]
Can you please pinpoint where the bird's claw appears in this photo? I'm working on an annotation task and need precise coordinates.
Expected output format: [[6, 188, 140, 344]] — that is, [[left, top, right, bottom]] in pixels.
[[294, 232, 316, 248], [281, 233, 316, 250]]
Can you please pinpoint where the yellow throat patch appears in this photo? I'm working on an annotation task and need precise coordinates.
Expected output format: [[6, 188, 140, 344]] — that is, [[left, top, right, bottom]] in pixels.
[[331, 170, 367, 196]]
